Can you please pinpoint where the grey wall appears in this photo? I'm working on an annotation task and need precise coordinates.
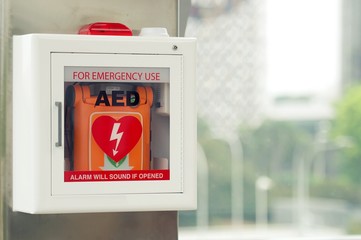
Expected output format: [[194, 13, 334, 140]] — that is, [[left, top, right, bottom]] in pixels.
[[0, 0, 190, 239], [11, 0, 178, 35]]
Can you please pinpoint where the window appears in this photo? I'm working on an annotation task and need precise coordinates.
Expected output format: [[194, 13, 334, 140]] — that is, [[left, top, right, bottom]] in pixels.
[[179, 0, 361, 238]]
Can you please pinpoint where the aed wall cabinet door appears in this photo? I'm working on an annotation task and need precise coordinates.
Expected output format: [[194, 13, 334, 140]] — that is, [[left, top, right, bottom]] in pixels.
[[51, 53, 183, 195], [13, 34, 196, 214]]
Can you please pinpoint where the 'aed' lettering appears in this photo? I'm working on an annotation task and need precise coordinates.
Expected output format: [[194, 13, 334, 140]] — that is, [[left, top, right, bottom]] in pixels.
[[95, 91, 110, 106], [95, 90, 140, 107]]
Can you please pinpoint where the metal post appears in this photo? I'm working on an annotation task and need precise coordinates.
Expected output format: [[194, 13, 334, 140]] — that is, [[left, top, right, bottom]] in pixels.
[[255, 176, 272, 229], [3, 1, 186, 239], [0, 0, 10, 238], [197, 144, 209, 228], [227, 137, 244, 226]]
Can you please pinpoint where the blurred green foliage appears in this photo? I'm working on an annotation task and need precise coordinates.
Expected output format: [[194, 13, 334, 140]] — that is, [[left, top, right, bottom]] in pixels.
[[180, 88, 361, 229], [333, 85, 361, 185]]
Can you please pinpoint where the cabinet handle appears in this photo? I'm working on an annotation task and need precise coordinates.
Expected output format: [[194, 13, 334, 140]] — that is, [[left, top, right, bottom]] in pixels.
[[55, 102, 62, 147]]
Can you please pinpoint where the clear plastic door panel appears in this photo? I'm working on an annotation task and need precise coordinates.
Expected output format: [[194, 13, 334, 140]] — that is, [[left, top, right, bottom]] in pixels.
[[51, 53, 182, 195]]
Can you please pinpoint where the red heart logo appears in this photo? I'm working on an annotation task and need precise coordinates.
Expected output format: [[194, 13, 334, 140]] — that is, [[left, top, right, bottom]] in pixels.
[[91, 116, 142, 163]]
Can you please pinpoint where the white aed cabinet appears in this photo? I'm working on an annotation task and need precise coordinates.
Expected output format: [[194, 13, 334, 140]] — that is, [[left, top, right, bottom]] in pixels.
[[13, 34, 196, 214]]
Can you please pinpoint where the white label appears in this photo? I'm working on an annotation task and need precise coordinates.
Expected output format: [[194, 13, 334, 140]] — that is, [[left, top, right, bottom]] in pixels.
[[65, 66, 170, 83]]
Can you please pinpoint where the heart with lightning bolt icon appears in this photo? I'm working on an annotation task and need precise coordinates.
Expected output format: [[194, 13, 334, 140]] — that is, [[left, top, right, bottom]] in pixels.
[[92, 115, 142, 163]]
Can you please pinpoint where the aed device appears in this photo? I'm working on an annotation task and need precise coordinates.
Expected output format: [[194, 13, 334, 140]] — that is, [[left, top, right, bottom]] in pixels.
[[67, 84, 153, 171], [12, 23, 196, 214]]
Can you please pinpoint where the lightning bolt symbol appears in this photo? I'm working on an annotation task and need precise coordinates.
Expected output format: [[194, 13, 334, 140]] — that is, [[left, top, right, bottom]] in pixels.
[[110, 123, 123, 156]]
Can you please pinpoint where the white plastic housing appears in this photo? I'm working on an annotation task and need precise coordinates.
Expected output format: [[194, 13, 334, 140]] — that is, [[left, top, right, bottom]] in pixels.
[[13, 34, 196, 214]]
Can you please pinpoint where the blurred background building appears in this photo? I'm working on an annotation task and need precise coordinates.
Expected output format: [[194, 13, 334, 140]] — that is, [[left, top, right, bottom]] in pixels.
[[186, 0, 266, 139], [342, 0, 361, 90]]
